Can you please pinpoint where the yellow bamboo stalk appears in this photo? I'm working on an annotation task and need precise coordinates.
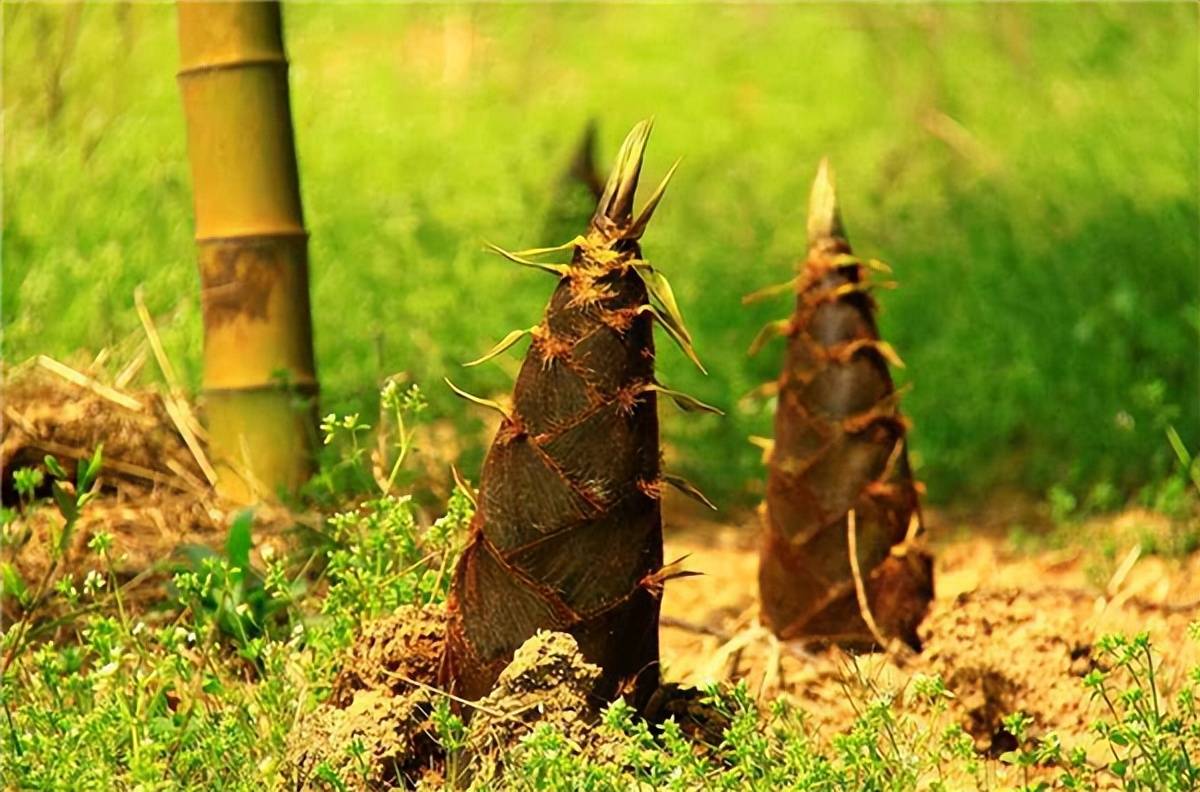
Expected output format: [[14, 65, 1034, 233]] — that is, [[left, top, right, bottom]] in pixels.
[[176, 1, 317, 501]]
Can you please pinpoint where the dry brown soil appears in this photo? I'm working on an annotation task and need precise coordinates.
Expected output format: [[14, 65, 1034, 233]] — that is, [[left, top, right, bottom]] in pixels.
[[660, 502, 1200, 764]]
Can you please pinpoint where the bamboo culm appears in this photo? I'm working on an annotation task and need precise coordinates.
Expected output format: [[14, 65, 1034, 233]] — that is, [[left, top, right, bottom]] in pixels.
[[176, 1, 318, 501]]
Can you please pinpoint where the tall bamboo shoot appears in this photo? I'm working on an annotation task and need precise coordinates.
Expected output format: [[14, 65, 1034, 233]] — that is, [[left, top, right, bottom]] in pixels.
[[442, 121, 710, 710]]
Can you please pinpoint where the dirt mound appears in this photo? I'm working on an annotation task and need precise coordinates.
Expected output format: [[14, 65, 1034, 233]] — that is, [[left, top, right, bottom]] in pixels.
[[291, 606, 448, 790], [291, 685, 440, 791], [466, 631, 604, 781], [293, 621, 620, 789], [461, 631, 739, 783], [331, 605, 447, 706], [921, 586, 1199, 756], [919, 588, 1096, 754]]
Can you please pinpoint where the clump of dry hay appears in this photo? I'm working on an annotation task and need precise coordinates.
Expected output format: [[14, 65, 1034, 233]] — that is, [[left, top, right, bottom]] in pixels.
[[2, 357, 207, 491], [1, 354, 231, 619]]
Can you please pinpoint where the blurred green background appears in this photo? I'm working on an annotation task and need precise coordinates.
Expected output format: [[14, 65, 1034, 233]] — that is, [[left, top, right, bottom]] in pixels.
[[4, 3, 1197, 510]]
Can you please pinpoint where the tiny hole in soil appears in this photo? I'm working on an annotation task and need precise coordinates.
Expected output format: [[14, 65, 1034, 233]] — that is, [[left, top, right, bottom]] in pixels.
[[989, 728, 1018, 757]]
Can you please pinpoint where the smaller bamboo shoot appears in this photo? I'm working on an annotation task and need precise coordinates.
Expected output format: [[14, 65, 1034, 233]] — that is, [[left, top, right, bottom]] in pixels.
[[540, 120, 605, 246], [757, 159, 932, 649]]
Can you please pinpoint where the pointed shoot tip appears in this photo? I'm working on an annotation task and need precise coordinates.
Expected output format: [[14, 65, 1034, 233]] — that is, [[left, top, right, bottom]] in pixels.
[[807, 157, 846, 245], [593, 119, 655, 230]]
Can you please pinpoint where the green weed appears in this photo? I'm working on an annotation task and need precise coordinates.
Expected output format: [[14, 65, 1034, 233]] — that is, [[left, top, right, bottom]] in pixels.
[[0, 380, 467, 789]]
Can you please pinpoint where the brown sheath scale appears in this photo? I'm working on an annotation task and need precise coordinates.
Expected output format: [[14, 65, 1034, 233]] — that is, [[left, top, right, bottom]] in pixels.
[[442, 122, 699, 710], [758, 160, 933, 650]]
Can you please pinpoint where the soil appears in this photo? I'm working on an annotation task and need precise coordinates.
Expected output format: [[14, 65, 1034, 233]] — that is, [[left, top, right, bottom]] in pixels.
[[286, 505, 1199, 788], [330, 604, 447, 706], [292, 616, 613, 789], [291, 605, 448, 790], [465, 631, 607, 785], [658, 503, 1200, 766]]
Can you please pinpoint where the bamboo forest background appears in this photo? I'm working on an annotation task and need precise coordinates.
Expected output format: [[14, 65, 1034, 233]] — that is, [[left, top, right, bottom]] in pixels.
[[5, 3, 1197, 509]]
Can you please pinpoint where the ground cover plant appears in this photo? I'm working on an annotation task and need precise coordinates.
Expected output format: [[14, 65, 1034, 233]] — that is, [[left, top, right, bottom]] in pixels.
[[1, 403, 1198, 789]]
